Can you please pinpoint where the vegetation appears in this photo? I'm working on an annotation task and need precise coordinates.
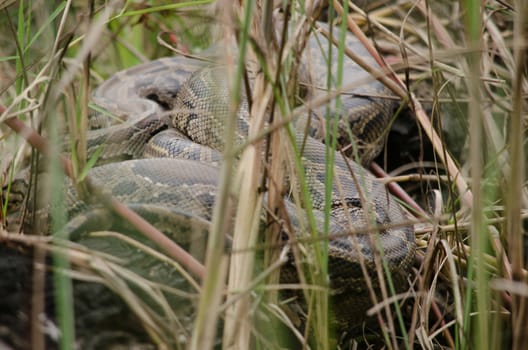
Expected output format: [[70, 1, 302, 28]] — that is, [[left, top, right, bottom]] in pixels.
[[0, 0, 526, 349]]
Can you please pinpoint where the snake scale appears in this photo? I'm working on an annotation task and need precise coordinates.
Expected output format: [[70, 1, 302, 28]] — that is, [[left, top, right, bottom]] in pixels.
[[28, 22, 416, 333]]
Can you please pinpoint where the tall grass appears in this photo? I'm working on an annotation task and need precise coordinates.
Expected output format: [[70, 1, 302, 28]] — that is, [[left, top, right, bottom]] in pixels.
[[461, 0, 491, 348], [1, 0, 526, 349], [191, 1, 254, 348]]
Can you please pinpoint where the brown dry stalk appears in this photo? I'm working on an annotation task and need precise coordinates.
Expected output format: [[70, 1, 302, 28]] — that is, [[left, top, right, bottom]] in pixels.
[[371, 163, 428, 217], [334, 0, 472, 208], [509, 1, 528, 348]]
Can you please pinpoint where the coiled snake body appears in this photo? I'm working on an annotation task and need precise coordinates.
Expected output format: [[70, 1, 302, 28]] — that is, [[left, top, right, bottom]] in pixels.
[[42, 23, 415, 331]]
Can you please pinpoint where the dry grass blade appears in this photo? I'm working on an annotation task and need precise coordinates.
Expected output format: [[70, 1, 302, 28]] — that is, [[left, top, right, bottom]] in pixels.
[[222, 3, 267, 344]]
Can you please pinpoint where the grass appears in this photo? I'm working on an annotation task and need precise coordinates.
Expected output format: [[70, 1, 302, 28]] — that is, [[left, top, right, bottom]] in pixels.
[[0, 0, 527, 349]]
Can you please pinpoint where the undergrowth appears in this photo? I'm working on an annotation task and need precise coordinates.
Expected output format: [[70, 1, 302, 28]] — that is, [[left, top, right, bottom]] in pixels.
[[0, 0, 527, 349]]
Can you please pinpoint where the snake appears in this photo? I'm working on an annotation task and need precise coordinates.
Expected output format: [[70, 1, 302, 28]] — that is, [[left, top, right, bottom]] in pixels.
[[21, 22, 416, 334]]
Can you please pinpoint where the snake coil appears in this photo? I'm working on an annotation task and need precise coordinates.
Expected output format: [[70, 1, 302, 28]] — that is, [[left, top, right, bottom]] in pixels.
[[22, 22, 415, 332]]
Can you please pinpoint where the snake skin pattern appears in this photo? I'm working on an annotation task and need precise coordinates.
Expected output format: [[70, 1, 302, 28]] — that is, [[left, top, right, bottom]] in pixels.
[[42, 23, 415, 331]]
